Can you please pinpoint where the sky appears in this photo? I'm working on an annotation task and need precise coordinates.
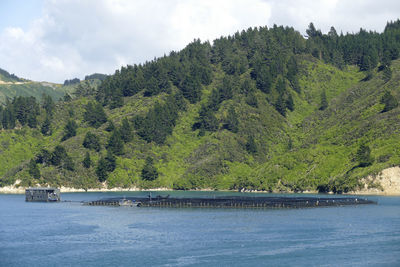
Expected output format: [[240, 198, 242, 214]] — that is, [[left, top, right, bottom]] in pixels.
[[0, 0, 399, 83]]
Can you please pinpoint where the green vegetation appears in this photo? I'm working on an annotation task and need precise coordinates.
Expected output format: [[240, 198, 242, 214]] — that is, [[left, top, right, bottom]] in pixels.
[[2, 20, 400, 193]]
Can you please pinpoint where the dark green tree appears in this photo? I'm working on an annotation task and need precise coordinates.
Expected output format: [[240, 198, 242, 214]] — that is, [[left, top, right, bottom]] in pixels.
[[83, 132, 101, 151], [36, 149, 51, 166], [106, 129, 124, 155], [286, 93, 294, 112], [356, 143, 374, 167], [42, 94, 55, 116], [380, 91, 398, 112], [192, 104, 219, 133], [245, 89, 258, 107], [245, 135, 257, 154], [50, 145, 68, 166], [141, 156, 158, 181], [96, 157, 108, 182], [383, 66, 392, 82], [28, 159, 40, 179], [104, 149, 116, 172], [41, 116, 52, 136], [275, 94, 286, 116], [82, 152, 91, 168], [83, 102, 107, 128], [105, 121, 115, 132], [63, 155, 75, 171], [319, 90, 328, 110], [119, 118, 133, 143], [224, 107, 239, 133], [27, 113, 37, 128], [62, 120, 78, 141]]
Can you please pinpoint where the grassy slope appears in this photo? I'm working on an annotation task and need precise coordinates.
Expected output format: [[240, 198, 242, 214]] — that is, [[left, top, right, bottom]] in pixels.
[[2, 58, 400, 192]]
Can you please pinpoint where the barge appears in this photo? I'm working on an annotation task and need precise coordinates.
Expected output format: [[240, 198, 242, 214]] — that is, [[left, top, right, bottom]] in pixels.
[[25, 187, 60, 202]]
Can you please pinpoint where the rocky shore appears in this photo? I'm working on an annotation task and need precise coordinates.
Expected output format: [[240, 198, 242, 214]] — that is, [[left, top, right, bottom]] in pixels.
[[2, 167, 400, 195]]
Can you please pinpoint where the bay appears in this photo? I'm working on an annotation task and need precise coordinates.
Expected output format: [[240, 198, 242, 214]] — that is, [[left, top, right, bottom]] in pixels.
[[0, 192, 399, 266]]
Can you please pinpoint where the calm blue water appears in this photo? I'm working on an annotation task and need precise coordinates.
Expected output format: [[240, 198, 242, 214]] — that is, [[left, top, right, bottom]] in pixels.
[[0, 192, 399, 266]]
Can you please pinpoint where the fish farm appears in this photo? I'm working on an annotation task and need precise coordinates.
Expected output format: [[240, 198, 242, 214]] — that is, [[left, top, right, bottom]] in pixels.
[[83, 195, 375, 209]]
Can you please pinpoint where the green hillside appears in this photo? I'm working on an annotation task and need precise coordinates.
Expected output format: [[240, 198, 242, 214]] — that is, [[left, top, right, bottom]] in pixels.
[[1, 20, 400, 193], [0, 68, 76, 104]]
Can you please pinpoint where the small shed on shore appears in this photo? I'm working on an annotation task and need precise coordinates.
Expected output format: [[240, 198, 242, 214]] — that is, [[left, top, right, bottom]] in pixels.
[[25, 187, 60, 202]]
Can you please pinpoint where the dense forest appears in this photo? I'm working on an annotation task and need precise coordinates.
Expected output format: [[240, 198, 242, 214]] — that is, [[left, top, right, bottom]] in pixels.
[[1, 20, 400, 193]]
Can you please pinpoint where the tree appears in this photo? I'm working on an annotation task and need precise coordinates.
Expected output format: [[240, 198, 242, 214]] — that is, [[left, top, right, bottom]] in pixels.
[[83, 132, 101, 151], [380, 91, 398, 112], [104, 149, 116, 172], [96, 150, 117, 182], [383, 66, 392, 82], [319, 90, 328, 110], [245, 135, 257, 154], [27, 113, 37, 128], [356, 143, 374, 167], [141, 156, 158, 181], [41, 116, 52, 136], [286, 93, 294, 112], [28, 159, 40, 179], [275, 94, 286, 116], [105, 121, 115, 132], [119, 118, 133, 143], [224, 106, 239, 133], [192, 104, 218, 133], [106, 129, 124, 155], [83, 101, 107, 128], [50, 145, 68, 166], [82, 152, 91, 168], [96, 157, 108, 182], [62, 120, 78, 141], [42, 94, 55, 117]]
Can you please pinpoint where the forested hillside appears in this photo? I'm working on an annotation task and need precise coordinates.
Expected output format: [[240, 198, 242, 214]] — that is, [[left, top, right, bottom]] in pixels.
[[1, 20, 400, 193]]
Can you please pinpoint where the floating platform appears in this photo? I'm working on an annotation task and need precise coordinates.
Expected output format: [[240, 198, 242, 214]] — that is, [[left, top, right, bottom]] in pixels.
[[25, 187, 60, 202], [83, 195, 375, 209]]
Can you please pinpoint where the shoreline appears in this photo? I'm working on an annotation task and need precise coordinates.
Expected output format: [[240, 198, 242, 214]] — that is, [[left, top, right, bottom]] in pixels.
[[1, 185, 399, 196], [2, 166, 400, 196]]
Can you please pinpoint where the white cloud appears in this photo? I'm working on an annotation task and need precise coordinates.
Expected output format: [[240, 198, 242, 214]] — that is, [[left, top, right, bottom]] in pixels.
[[0, 0, 271, 83], [0, 0, 399, 83]]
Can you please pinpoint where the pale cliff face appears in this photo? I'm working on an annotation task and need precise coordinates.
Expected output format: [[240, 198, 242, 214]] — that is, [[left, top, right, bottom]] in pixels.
[[355, 167, 400, 195]]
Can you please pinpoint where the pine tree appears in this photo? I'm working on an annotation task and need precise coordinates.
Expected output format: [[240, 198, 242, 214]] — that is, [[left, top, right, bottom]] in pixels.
[[286, 93, 294, 112], [41, 116, 52, 136], [245, 136, 257, 154], [42, 94, 55, 117], [105, 121, 115, 132], [120, 118, 133, 143], [319, 90, 328, 110], [380, 91, 398, 112], [83, 132, 101, 151], [50, 145, 68, 166], [62, 120, 78, 141], [224, 107, 239, 133], [105, 149, 116, 172], [82, 152, 91, 168], [141, 156, 158, 181], [356, 143, 374, 167], [96, 157, 108, 182], [275, 94, 286, 116], [27, 113, 37, 128], [84, 101, 107, 128], [106, 129, 124, 155], [383, 66, 392, 82], [28, 159, 40, 179]]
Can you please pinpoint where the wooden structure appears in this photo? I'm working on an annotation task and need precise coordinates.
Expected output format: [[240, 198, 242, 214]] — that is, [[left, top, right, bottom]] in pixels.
[[25, 187, 60, 202]]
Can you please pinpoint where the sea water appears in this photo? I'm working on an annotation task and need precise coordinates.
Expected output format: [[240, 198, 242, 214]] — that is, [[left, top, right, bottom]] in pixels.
[[0, 192, 399, 266]]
